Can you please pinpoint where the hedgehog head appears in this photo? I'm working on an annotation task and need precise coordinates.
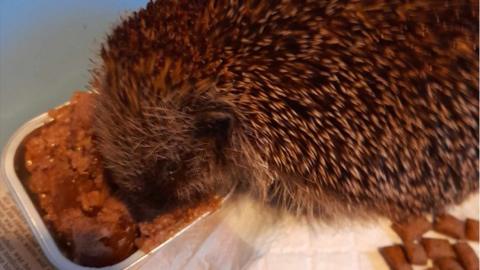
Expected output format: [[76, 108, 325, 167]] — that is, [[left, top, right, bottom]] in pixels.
[[93, 54, 236, 206], [89, 0, 243, 206]]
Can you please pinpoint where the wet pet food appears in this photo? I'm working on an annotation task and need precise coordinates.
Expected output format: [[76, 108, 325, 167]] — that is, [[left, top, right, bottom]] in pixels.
[[23, 92, 220, 267]]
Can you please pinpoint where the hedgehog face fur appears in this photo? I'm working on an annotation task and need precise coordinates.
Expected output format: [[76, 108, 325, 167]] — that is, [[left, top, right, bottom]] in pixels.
[[93, 64, 238, 204], [94, 92, 230, 204], [94, 0, 479, 220]]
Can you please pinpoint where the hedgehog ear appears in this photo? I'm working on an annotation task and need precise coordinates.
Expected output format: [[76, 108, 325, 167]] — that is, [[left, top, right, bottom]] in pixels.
[[194, 111, 234, 146]]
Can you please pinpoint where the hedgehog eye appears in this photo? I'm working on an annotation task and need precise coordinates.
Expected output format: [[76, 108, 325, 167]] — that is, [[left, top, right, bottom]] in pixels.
[[194, 111, 233, 139], [164, 161, 179, 175]]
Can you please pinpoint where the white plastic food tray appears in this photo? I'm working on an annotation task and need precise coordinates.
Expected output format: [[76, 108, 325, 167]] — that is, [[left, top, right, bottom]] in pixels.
[[0, 109, 228, 270]]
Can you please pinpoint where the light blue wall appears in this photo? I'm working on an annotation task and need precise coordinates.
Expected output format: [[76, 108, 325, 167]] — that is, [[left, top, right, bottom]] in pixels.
[[0, 0, 149, 147]]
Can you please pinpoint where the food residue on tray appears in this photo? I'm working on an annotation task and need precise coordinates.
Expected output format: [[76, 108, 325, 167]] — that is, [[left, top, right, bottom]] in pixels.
[[22, 92, 220, 267]]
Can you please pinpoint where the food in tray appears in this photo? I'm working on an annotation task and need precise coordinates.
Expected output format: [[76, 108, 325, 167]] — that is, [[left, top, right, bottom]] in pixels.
[[22, 92, 220, 267]]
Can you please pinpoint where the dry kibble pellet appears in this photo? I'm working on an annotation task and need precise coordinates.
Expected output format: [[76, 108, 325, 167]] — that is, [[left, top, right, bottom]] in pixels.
[[465, 219, 479, 242], [453, 242, 479, 270], [403, 242, 428, 265], [434, 214, 465, 239], [392, 216, 432, 242], [426, 267, 440, 270], [379, 245, 413, 270], [434, 258, 464, 270], [421, 238, 456, 260]]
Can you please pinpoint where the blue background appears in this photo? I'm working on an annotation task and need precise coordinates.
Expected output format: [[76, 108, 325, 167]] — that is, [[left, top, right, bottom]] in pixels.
[[0, 0, 149, 148]]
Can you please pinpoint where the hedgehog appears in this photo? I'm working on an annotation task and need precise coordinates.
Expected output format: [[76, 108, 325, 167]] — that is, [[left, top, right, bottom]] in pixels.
[[92, 0, 479, 221]]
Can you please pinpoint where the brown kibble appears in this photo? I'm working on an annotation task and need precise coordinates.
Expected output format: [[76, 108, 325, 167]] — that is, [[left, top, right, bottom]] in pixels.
[[421, 238, 456, 260], [391, 216, 432, 242], [465, 219, 479, 242], [426, 267, 440, 270], [453, 242, 479, 270], [379, 245, 413, 270], [434, 214, 466, 239], [403, 242, 428, 265], [434, 258, 464, 270]]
